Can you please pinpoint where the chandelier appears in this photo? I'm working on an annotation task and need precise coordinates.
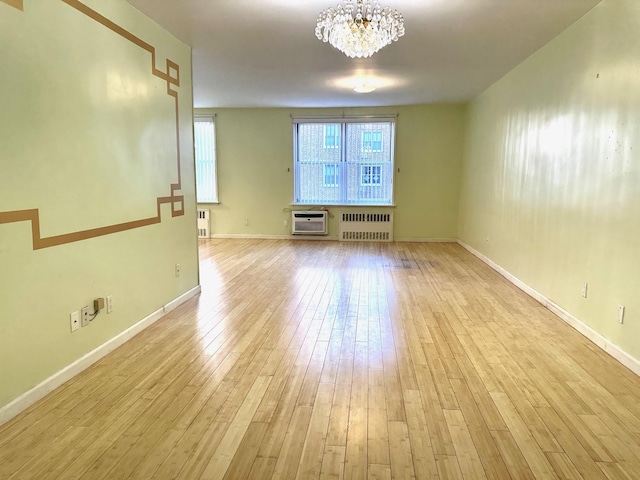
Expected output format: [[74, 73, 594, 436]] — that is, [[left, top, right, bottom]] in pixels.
[[315, 0, 405, 59]]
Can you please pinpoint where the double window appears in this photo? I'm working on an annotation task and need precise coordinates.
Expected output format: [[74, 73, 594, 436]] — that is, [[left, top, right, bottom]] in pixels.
[[362, 131, 383, 152], [293, 117, 395, 206], [194, 116, 218, 203]]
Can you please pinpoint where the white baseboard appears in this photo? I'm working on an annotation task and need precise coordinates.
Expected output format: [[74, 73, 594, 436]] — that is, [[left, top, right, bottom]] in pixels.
[[458, 241, 640, 377], [210, 233, 339, 241], [208, 235, 457, 243], [457, 242, 547, 305], [0, 285, 201, 426], [164, 286, 200, 314], [394, 237, 458, 243]]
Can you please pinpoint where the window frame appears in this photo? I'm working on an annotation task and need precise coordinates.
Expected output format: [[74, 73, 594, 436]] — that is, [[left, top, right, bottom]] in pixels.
[[194, 115, 219, 204], [292, 115, 396, 206]]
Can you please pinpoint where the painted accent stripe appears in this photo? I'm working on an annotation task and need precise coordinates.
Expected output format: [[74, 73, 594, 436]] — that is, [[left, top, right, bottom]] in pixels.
[[0, 0, 185, 250], [61, 0, 179, 88], [0, 0, 23, 11], [0, 196, 184, 250], [61, 0, 184, 202]]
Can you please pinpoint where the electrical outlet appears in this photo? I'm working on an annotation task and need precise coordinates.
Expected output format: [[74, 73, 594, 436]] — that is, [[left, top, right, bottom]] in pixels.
[[175, 263, 180, 277], [284, 219, 289, 227], [617, 305, 625, 324], [244, 218, 249, 226], [106, 295, 113, 314], [581, 282, 588, 298], [81, 306, 90, 327], [70, 311, 80, 332]]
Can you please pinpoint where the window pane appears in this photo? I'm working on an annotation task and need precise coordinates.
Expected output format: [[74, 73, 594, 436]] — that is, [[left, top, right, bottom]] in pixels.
[[324, 124, 340, 148], [345, 123, 392, 205], [293, 119, 394, 206], [323, 164, 339, 187], [295, 123, 341, 204], [194, 118, 218, 203]]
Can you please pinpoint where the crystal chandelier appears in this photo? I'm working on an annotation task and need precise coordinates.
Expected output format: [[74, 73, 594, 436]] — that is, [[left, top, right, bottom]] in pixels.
[[315, 0, 405, 59]]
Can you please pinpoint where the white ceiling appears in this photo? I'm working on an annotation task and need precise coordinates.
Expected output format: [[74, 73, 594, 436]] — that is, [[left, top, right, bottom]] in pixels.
[[127, 0, 602, 108]]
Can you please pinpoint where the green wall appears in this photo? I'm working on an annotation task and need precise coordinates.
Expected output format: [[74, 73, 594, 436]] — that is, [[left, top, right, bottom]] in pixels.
[[0, 0, 198, 409], [197, 105, 466, 240], [459, 0, 640, 360]]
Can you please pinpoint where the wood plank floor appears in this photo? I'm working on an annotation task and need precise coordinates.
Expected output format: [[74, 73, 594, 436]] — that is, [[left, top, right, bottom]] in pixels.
[[2, 239, 640, 479]]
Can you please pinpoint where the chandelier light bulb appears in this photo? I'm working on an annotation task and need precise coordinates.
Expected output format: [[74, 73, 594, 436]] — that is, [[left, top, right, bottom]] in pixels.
[[315, 0, 405, 58]]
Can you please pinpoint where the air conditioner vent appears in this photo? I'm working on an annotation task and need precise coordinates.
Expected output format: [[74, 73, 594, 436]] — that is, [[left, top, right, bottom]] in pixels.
[[292, 211, 328, 235]]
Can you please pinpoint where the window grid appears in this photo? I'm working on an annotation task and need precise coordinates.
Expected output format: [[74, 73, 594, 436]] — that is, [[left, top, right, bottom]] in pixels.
[[362, 130, 383, 152], [361, 165, 382, 186]]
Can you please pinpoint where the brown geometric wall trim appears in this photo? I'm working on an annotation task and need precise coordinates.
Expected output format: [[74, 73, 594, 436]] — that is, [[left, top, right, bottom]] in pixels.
[[0, 0, 185, 250], [1, 0, 23, 11], [0, 197, 184, 250]]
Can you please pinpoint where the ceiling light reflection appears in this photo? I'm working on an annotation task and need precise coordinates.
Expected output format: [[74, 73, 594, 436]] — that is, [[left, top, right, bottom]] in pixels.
[[354, 83, 376, 93], [332, 73, 404, 93]]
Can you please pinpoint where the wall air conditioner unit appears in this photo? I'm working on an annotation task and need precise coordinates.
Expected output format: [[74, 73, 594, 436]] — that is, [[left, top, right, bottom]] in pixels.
[[292, 211, 328, 235]]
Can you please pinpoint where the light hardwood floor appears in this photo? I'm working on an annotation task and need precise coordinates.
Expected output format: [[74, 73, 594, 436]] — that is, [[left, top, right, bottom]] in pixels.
[[2, 239, 640, 479]]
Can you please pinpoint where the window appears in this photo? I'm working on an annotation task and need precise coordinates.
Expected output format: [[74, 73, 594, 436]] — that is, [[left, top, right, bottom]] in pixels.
[[293, 117, 395, 206], [362, 130, 383, 152], [324, 124, 340, 148], [323, 164, 339, 187], [361, 165, 382, 186], [194, 116, 218, 203]]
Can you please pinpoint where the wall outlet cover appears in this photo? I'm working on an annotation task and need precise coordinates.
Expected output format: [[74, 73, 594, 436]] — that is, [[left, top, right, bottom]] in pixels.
[[70, 311, 80, 332]]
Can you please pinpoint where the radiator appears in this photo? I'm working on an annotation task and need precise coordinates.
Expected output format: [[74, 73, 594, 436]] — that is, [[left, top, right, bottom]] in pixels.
[[292, 211, 328, 235], [339, 212, 393, 242], [197, 209, 210, 238]]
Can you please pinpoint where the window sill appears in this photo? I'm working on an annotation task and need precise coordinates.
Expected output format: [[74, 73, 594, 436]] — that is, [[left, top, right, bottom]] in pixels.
[[290, 204, 395, 208]]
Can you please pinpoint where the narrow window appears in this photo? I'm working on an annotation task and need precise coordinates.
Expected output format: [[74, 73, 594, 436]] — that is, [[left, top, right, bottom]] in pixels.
[[194, 117, 218, 203]]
